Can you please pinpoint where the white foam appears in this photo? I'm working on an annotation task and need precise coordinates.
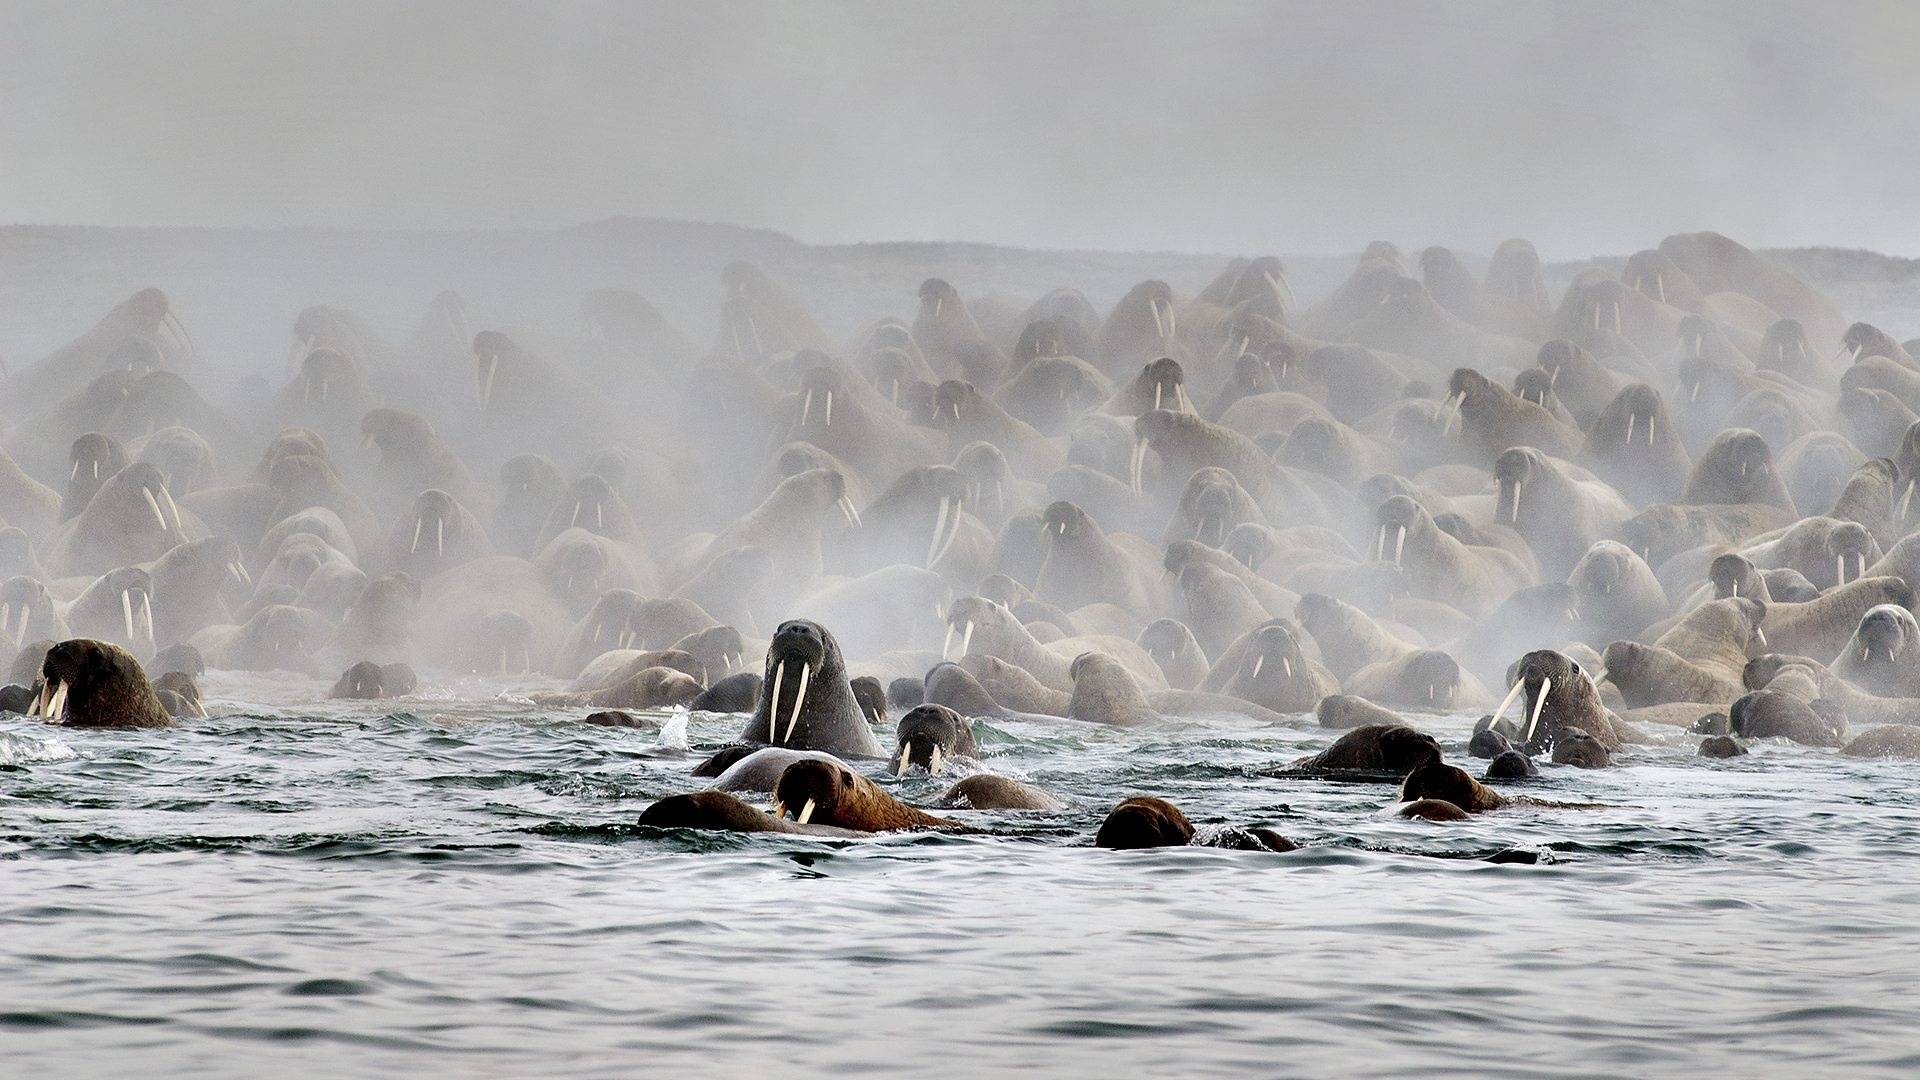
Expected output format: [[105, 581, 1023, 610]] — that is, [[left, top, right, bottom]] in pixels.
[[656, 707, 690, 751], [0, 729, 78, 766]]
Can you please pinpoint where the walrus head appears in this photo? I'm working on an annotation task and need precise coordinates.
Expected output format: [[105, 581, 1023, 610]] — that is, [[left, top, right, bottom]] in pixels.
[[953, 442, 1012, 519], [760, 620, 838, 746], [1238, 621, 1311, 690], [471, 330, 535, 410], [1850, 604, 1917, 669], [891, 703, 974, 776], [1039, 500, 1095, 544], [1137, 619, 1199, 669], [1373, 495, 1429, 566], [771, 758, 861, 827], [37, 637, 170, 729], [917, 278, 962, 321], [475, 610, 536, 676], [401, 489, 463, 566], [1841, 322, 1904, 365], [360, 407, 433, 462], [1094, 796, 1195, 849], [500, 453, 565, 500], [1495, 649, 1605, 752], [1510, 369, 1559, 412], [0, 576, 56, 650], [1826, 522, 1877, 588], [1135, 357, 1188, 414], [929, 380, 981, 427], [1757, 319, 1812, 374], [1393, 650, 1465, 709], [1398, 759, 1503, 812], [939, 596, 1017, 664], [331, 659, 387, 699]]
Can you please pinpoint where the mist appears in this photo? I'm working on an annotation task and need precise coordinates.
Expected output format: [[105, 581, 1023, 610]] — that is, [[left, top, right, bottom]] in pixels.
[[4, 0, 1916, 257]]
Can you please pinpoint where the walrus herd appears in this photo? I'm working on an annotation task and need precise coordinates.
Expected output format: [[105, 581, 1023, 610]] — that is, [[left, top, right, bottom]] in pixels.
[[9, 231, 1920, 850]]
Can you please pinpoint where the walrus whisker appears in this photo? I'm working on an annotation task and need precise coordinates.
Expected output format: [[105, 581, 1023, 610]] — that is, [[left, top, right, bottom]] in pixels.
[[1523, 675, 1551, 744], [768, 661, 786, 743], [782, 663, 812, 742]]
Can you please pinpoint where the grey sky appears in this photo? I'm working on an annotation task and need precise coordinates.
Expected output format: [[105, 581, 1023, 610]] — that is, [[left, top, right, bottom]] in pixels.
[[2, 0, 1914, 258]]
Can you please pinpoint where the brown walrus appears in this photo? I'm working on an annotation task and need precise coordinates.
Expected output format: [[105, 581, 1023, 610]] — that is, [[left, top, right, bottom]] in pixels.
[[937, 774, 1065, 811], [890, 703, 980, 775], [34, 639, 174, 729], [1269, 723, 1441, 778], [771, 758, 959, 832], [1093, 795, 1297, 851], [637, 790, 859, 835]]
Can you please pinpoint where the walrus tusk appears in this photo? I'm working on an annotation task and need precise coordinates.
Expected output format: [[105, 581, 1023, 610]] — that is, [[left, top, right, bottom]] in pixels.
[[802, 388, 814, 426], [158, 484, 181, 532], [771, 800, 786, 819], [746, 315, 764, 357], [142, 487, 169, 532], [1154, 382, 1163, 412], [1523, 676, 1551, 744], [1283, 656, 1293, 679], [411, 517, 424, 555], [480, 355, 499, 408], [437, 516, 445, 558], [122, 589, 136, 642], [69, 459, 79, 482], [823, 390, 833, 426], [768, 661, 786, 743], [959, 619, 974, 660], [1506, 481, 1522, 524], [1251, 655, 1264, 680], [231, 561, 252, 586], [1689, 381, 1700, 404], [941, 623, 956, 661], [164, 311, 198, 360], [927, 497, 952, 568], [1150, 299, 1167, 339], [1375, 524, 1386, 561], [1836, 554, 1848, 588], [46, 680, 68, 724], [894, 744, 912, 776], [570, 501, 583, 528], [594, 504, 603, 532], [1176, 384, 1191, 414], [838, 496, 862, 529], [1899, 479, 1915, 523], [1756, 626, 1768, 647], [782, 662, 812, 742], [795, 798, 816, 825], [1440, 391, 1464, 437], [1129, 438, 1148, 495], [1625, 413, 1636, 446], [1490, 677, 1526, 729], [1393, 524, 1406, 566], [929, 745, 943, 775]]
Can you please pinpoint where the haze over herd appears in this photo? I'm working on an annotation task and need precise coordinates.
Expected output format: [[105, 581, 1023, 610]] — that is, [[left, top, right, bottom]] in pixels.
[[3, 221, 1920, 841]]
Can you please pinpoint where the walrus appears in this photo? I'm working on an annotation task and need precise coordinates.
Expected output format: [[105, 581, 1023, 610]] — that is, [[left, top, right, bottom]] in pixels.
[[736, 620, 881, 758], [1269, 723, 1440, 779], [1680, 428, 1796, 512], [637, 790, 858, 836], [1397, 759, 1506, 812], [1136, 618, 1209, 690], [1840, 725, 1920, 760], [936, 774, 1065, 811], [1550, 732, 1613, 768], [1491, 447, 1632, 581], [590, 666, 703, 710], [770, 758, 959, 832], [1315, 693, 1405, 730], [1372, 495, 1532, 618], [1435, 368, 1583, 465], [1485, 749, 1538, 779], [1033, 500, 1160, 617], [702, 747, 842, 792], [1602, 640, 1742, 708], [690, 671, 760, 714], [1698, 735, 1748, 758], [1214, 620, 1340, 713], [33, 638, 173, 729], [1832, 604, 1920, 697], [1728, 690, 1847, 747], [1343, 649, 1487, 712], [1756, 577, 1913, 664], [330, 660, 393, 699], [151, 669, 206, 718], [890, 703, 980, 775], [1495, 650, 1623, 754], [1092, 795, 1297, 852]]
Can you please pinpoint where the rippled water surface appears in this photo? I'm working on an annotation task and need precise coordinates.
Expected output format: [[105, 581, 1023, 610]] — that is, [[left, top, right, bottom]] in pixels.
[[5, 671, 1919, 1078]]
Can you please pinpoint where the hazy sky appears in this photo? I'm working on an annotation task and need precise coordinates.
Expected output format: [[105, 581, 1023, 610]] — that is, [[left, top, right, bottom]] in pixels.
[[2, 0, 1915, 257]]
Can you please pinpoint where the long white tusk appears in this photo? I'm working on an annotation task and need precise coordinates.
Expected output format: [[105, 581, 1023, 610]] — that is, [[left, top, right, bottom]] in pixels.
[[1251, 655, 1264, 680], [1394, 524, 1406, 566], [1150, 299, 1167, 339], [768, 661, 786, 743], [47, 680, 68, 724], [1523, 676, 1551, 743], [1837, 553, 1847, 588], [802, 387, 814, 426], [1625, 413, 1636, 446], [895, 744, 912, 776], [929, 744, 943, 775], [142, 487, 168, 532], [436, 516, 445, 558], [69, 460, 79, 483], [926, 497, 952, 569], [838, 496, 862, 529], [795, 797, 816, 825], [1508, 481, 1522, 524], [782, 662, 812, 742], [122, 589, 136, 642], [570, 501, 582, 528], [1490, 677, 1525, 727], [958, 619, 975, 659], [411, 517, 424, 555], [1154, 382, 1163, 412], [823, 390, 833, 426], [480, 356, 499, 408], [942, 623, 957, 661]]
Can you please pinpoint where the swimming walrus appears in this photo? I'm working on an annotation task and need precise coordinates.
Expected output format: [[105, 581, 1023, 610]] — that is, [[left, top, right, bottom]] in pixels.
[[936, 774, 1065, 811], [637, 790, 860, 836], [736, 620, 882, 759], [34, 638, 173, 729], [771, 758, 960, 832], [890, 703, 980, 775]]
